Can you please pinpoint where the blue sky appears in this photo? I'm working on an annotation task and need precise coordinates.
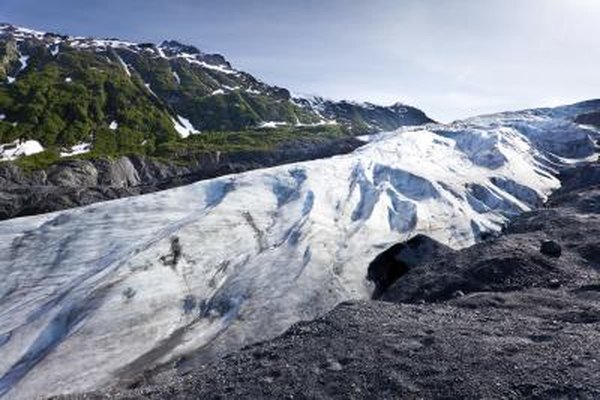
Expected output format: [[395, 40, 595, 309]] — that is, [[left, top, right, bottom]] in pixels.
[[1, 0, 599, 121]]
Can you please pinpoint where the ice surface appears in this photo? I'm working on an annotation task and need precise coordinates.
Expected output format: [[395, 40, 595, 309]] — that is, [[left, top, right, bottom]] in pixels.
[[0, 104, 598, 398]]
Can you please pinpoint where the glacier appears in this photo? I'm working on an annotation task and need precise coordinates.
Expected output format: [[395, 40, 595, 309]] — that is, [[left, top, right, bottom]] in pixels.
[[0, 101, 598, 398]]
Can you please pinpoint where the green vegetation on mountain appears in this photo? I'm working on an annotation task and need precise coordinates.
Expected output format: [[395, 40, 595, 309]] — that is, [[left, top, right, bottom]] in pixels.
[[0, 35, 324, 163], [0, 43, 177, 153], [0, 26, 431, 172], [156, 124, 349, 156]]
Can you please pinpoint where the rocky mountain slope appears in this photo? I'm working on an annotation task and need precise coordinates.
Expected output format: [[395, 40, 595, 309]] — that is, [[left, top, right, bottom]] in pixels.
[[0, 134, 363, 220], [0, 23, 432, 219], [293, 95, 432, 133], [88, 161, 600, 399], [0, 23, 431, 150], [0, 100, 597, 399]]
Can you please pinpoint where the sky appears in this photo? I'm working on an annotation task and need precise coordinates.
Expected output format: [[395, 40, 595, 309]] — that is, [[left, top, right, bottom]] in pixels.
[[0, 0, 599, 122]]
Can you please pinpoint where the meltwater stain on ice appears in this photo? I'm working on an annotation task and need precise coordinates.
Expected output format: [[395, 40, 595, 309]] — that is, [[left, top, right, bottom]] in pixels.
[[490, 177, 543, 207], [272, 168, 308, 208], [373, 164, 439, 201], [205, 179, 236, 208], [467, 183, 523, 217], [0, 332, 11, 348], [350, 164, 381, 222], [302, 191, 315, 217], [386, 189, 418, 233]]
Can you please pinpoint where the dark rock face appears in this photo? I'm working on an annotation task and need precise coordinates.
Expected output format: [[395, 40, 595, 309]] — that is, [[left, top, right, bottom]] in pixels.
[[575, 111, 600, 127], [80, 162, 600, 400], [540, 240, 562, 258], [293, 97, 434, 133], [382, 166, 600, 305], [367, 234, 454, 299], [0, 137, 363, 221]]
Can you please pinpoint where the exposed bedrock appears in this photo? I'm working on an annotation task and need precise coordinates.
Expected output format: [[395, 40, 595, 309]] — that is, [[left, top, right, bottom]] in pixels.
[[0, 137, 362, 221], [367, 234, 454, 299], [575, 111, 600, 127]]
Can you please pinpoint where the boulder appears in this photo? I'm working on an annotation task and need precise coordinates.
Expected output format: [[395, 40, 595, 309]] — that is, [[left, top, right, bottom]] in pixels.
[[540, 240, 562, 258], [367, 234, 453, 299]]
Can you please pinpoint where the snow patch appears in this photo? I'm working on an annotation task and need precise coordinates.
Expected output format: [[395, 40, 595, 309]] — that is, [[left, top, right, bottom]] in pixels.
[[172, 71, 180, 85], [109, 121, 118, 130], [0, 24, 46, 40], [259, 121, 289, 129], [295, 120, 338, 128], [172, 115, 200, 138], [156, 46, 167, 58], [144, 83, 157, 97], [177, 53, 238, 75], [0, 140, 44, 161], [6, 77, 16, 84], [115, 54, 131, 77], [18, 54, 30, 74], [88, 39, 136, 49], [60, 143, 91, 158], [50, 44, 60, 56]]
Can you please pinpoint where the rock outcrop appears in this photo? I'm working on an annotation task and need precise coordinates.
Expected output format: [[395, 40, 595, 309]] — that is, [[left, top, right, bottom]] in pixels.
[[0, 137, 362, 220]]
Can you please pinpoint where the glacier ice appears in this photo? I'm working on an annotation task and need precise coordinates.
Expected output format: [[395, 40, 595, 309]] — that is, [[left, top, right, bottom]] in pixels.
[[0, 102, 598, 398]]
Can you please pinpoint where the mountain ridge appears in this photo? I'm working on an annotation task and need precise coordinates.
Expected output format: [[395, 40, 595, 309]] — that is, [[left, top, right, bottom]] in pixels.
[[0, 22, 432, 164]]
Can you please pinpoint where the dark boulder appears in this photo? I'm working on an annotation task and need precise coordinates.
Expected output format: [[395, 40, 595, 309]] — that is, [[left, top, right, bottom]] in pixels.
[[575, 111, 600, 127], [540, 240, 562, 258], [367, 234, 453, 299]]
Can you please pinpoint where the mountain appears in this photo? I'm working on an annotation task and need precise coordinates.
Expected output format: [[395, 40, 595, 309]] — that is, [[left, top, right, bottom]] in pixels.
[[0, 23, 432, 166], [293, 95, 433, 133], [0, 99, 597, 398]]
